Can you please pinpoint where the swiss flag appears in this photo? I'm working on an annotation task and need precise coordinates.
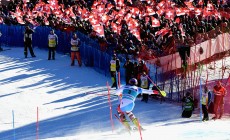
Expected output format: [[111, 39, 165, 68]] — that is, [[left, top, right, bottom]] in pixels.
[[130, 28, 141, 41], [203, 8, 213, 17], [16, 17, 25, 24], [107, 3, 114, 10], [115, 0, 125, 8], [165, 10, 175, 20], [15, 8, 23, 17], [92, 24, 105, 37], [111, 22, 119, 34], [213, 10, 221, 19], [151, 17, 160, 27], [124, 13, 132, 22], [127, 18, 139, 30], [195, 8, 202, 15], [81, 7, 90, 19], [89, 14, 100, 25], [115, 17, 122, 25], [111, 22, 122, 35], [91, 1, 100, 11], [155, 28, 170, 36], [37, 11, 44, 17], [111, 22, 118, 33], [207, 3, 214, 11], [110, 10, 118, 19], [175, 8, 185, 16], [33, 2, 44, 12], [118, 8, 126, 17], [64, 9, 70, 15], [146, 6, 155, 16], [184, 1, 195, 10], [68, 6, 76, 19], [156, 9, 165, 16], [183, 8, 190, 15], [175, 17, 180, 24], [48, 0, 58, 10], [97, 4, 105, 13], [130, 7, 140, 16], [92, 1, 100, 7], [48, 0, 58, 6], [198, 0, 204, 5], [53, 9, 63, 18], [101, 14, 109, 24], [43, 4, 50, 14], [157, 1, 165, 10], [78, 7, 89, 19]]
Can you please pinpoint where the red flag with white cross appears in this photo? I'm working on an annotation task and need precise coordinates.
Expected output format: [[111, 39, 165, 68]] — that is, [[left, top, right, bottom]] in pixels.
[[151, 17, 160, 27], [93, 24, 105, 37], [165, 10, 175, 20]]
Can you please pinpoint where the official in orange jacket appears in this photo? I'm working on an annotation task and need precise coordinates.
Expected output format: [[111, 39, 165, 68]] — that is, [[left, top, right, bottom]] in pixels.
[[70, 33, 82, 67], [212, 81, 227, 120]]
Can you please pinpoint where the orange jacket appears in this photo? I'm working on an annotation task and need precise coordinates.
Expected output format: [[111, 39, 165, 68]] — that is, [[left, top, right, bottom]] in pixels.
[[213, 85, 226, 96]]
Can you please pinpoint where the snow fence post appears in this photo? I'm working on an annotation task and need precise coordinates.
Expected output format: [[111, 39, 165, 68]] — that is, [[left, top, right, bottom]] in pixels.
[[199, 77, 203, 121], [12, 110, 15, 140], [36, 107, 39, 140], [198, 63, 203, 122], [106, 82, 114, 132]]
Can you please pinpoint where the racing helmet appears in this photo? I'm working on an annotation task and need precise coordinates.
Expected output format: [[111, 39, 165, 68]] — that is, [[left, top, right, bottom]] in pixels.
[[129, 78, 138, 86]]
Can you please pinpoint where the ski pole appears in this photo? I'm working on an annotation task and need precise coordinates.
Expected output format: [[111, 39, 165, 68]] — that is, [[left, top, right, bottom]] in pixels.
[[147, 75, 166, 97]]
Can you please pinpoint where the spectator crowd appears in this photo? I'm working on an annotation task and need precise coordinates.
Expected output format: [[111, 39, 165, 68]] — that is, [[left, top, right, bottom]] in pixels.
[[0, 0, 229, 61]]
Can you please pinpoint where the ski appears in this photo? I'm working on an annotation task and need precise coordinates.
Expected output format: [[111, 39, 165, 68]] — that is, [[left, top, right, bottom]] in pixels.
[[114, 114, 145, 133], [114, 114, 131, 134]]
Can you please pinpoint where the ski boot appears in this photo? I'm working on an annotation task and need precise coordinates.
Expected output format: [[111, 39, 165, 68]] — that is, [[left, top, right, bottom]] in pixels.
[[119, 113, 131, 130], [122, 119, 131, 130]]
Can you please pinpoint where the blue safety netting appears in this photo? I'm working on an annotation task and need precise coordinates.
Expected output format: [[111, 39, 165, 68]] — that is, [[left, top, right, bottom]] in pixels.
[[0, 24, 120, 78]]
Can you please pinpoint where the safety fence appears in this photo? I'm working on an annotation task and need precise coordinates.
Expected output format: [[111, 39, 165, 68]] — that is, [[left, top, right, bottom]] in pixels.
[[146, 30, 230, 102], [0, 24, 115, 77]]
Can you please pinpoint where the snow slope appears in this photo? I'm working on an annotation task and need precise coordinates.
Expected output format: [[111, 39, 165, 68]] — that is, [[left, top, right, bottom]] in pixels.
[[0, 47, 230, 140]]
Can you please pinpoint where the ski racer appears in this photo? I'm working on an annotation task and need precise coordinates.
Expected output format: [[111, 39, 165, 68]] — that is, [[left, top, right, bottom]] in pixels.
[[115, 78, 165, 130]]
